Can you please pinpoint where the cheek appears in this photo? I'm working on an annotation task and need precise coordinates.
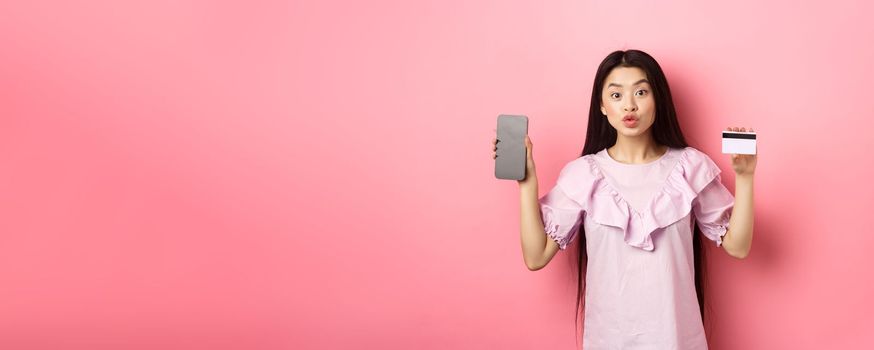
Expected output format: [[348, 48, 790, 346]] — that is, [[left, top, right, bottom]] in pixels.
[[640, 99, 656, 115]]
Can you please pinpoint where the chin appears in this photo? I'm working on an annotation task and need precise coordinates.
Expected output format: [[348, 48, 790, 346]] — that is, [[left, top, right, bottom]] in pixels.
[[616, 125, 652, 137]]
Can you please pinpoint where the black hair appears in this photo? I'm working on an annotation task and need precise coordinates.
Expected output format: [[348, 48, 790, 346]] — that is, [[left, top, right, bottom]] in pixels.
[[572, 49, 713, 345]]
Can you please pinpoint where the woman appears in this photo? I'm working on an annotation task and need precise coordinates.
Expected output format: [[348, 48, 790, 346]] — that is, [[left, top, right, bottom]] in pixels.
[[491, 49, 756, 349]]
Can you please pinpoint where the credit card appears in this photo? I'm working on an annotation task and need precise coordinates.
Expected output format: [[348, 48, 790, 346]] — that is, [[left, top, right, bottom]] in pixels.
[[722, 131, 756, 155]]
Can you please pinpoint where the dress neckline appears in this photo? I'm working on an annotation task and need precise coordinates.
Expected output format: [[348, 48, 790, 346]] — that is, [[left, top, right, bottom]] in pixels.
[[589, 147, 682, 216], [599, 146, 673, 166]]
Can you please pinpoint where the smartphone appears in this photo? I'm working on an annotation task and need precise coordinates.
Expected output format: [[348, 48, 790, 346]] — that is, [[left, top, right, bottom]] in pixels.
[[495, 114, 528, 180], [722, 130, 757, 155]]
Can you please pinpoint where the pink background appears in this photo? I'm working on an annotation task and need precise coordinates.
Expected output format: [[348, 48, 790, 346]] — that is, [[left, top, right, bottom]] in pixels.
[[1, 1, 872, 349]]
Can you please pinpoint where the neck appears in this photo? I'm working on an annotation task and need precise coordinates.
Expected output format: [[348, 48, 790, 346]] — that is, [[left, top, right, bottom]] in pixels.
[[608, 132, 666, 164]]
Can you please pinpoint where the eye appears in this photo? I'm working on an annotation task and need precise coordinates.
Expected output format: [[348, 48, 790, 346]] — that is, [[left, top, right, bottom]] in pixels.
[[635, 89, 648, 96], [610, 92, 621, 99]]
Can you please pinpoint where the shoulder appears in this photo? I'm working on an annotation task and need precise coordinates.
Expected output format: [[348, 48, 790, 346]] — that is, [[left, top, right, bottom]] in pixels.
[[678, 146, 721, 174], [680, 146, 709, 159], [556, 154, 598, 180], [675, 146, 724, 193], [553, 154, 602, 196]]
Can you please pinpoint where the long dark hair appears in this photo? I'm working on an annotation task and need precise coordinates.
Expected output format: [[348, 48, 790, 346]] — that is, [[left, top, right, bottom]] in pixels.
[[572, 49, 713, 344]]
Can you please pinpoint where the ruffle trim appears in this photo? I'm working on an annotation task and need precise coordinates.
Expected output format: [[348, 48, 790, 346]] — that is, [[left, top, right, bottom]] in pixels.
[[544, 218, 567, 250], [558, 147, 721, 251], [697, 210, 731, 247], [712, 224, 728, 247]]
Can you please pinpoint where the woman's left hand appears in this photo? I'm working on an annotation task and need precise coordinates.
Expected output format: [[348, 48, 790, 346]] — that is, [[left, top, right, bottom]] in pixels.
[[727, 126, 757, 177]]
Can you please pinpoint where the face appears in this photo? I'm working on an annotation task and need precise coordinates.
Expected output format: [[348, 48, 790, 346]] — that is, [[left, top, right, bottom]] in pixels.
[[600, 66, 656, 137]]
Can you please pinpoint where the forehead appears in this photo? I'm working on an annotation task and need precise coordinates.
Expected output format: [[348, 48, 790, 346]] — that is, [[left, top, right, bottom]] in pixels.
[[604, 67, 649, 88]]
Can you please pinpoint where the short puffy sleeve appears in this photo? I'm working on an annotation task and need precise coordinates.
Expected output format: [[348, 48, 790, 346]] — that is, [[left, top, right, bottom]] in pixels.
[[691, 170, 735, 247], [538, 161, 589, 250], [539, 184, 583, 250]]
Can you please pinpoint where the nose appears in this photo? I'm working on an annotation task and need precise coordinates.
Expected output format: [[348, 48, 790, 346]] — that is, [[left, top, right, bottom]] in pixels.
[[624, 103, 637, 112]]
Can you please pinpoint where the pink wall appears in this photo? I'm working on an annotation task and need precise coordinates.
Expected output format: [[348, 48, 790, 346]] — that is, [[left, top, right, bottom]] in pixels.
[[1, 1, 872, 349]]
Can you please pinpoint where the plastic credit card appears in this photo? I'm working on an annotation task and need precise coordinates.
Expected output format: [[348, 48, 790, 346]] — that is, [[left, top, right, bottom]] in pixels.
[[722, 131, 756, 155]]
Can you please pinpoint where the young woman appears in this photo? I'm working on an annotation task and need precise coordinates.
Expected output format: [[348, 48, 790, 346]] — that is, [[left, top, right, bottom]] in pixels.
[[491, 49, 756, 349]]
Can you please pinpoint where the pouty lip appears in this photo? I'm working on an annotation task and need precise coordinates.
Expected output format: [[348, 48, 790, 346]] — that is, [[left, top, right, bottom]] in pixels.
[[623, 114, 638, 121]]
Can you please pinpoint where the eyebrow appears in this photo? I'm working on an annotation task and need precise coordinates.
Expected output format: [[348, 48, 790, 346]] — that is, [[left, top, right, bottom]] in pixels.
[[607, 79, 650, 88]]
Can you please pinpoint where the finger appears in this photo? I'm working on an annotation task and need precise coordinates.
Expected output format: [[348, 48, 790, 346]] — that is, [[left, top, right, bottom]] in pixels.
[[741, 127, 746, 132], [750, 128, 754, 132]]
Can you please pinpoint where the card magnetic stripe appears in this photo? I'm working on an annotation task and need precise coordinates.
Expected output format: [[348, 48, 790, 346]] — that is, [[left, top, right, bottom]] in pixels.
[[722, 133, 756, 140]]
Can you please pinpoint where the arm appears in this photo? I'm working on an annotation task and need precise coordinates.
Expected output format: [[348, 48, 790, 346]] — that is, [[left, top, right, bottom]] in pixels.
[[722, 174, 753, 259], [520, 179, 561, 270], [507, 135, 560, 271]]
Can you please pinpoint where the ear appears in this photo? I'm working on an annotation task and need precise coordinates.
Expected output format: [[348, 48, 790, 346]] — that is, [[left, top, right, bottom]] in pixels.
[[600, 105, 607, 116]]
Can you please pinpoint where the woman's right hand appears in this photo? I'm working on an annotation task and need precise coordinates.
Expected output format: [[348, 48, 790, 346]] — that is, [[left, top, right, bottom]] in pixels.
[[492, 135, 538, 187]]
